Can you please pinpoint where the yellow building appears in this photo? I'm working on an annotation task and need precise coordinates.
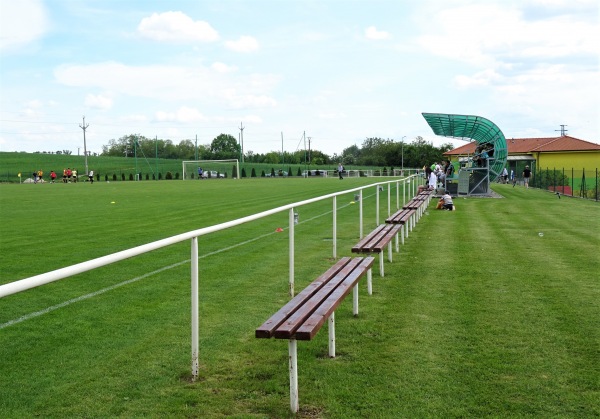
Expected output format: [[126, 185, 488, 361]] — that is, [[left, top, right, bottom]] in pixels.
[[444, 136, 600, 195]]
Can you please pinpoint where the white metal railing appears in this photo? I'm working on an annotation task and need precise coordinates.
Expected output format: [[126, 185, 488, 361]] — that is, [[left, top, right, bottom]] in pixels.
[[0, 175, 421, 378]]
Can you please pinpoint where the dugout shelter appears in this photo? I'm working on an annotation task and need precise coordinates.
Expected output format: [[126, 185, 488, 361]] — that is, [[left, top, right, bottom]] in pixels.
[[422, 113, 508, 196]]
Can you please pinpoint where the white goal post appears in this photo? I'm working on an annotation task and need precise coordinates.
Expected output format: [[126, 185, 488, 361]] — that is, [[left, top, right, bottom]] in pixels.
[[182, 159, 239, 180]]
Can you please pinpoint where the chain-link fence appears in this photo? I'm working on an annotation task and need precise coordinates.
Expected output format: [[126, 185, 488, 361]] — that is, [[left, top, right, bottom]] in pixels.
[[509, 166, 599, 201]]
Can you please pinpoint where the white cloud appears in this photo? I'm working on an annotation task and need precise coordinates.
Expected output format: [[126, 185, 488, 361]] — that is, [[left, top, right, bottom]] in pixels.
[[53, 61, 278, 106], [84, 93, 113, 110], [137, 11, 219, 43], [416, 3, 599, 67], [211, 62, 237, 73], [453, 69, 504, 88], [155, 106, 208, 123], [318, 111, 348, 119], [365, 26, 391, 40], [224, 35, 259, 53], [0, 0, 49, 51], [221, 89, 277, 109]]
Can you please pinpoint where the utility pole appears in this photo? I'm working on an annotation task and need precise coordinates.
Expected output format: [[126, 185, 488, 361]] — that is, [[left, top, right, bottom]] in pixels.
[[307, 137, 311, 165], [555, 125, 568, 136], [79, 116, 89, 175], [239, 122, 245, 163]]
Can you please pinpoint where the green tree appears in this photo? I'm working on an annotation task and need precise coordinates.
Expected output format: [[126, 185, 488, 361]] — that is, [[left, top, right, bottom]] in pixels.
[[210, 134, 240, 159]]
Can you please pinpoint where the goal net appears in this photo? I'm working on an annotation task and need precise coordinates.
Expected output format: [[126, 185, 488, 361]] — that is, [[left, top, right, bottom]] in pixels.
[[182, 159, 239, 180]]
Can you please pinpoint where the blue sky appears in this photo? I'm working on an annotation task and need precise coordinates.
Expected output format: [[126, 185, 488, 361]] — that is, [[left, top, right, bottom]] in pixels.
[[1, 0, 598, 157]]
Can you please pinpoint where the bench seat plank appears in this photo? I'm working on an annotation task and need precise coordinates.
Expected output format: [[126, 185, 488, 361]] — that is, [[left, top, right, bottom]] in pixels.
[[403, 198, 424, 209], [255, 256, 374, 340], [385, 208, 415, 224], [351, 224, 400, 253], [273, 258, 363, 339], [295, 257, 373, 340]]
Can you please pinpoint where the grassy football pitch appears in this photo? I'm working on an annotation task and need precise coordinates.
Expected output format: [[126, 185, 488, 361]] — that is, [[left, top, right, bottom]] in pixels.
[[0, 178, 598, 418]]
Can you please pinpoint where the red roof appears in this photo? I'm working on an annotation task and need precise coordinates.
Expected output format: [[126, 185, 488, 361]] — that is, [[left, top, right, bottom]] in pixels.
[[444, 136, 600, 155]]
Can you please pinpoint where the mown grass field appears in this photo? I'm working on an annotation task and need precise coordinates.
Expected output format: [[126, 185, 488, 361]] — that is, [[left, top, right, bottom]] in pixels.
[[0, 177, 598, 418], [0, 151, 359, 182]]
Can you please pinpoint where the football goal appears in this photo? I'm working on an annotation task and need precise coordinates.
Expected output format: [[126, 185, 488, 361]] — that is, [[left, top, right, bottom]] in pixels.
[[182, 159, 239, 180]]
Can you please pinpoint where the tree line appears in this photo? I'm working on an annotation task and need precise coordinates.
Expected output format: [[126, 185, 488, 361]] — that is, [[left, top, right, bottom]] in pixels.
[[101, 134, 455, 168]]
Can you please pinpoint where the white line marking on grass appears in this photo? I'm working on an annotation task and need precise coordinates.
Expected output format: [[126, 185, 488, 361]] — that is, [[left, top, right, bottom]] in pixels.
[[0, 195, 370, 329]]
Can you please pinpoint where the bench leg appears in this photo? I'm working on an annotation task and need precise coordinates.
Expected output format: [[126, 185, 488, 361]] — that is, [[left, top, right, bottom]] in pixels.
[[401, 224, 405, 245], [388, 242, 393, 263], [328, 312, 336, 358], [395, 232, 399, 253], [353, 284, 359, 317], [379, 252, 384, 277], [367, 268, 372, 295], [288, 339, 299, 413]]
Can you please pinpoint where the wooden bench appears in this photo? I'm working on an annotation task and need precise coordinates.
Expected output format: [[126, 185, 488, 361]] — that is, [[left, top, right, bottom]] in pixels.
[[351, 223, 401, 277], [256, 256, 375, 413], [403, 195, 430, 223], [385, 208, 416, 243]]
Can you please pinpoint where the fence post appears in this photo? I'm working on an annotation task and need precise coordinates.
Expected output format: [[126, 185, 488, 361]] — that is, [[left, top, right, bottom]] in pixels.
[[359, 189, 364, 239], [332, 196, 337, 259], [289, 208, 295, 297], [375, 185, 380, 226], [191, 237, 199, 379]]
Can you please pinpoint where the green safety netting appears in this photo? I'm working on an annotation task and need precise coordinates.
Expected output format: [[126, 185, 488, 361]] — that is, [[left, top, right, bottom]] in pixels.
[[422, 113, 507, 181]]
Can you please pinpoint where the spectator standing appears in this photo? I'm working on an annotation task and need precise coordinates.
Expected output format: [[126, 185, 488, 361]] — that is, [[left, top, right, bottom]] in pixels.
[[338, 163, 344, 180], [88, 170, 94, 184], [523, 165, 531, 189], [501, 167, 508, 183]]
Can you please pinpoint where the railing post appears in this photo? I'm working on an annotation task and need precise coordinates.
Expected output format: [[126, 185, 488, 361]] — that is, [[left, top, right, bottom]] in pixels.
[[396, 180, 400, 210], [359, 189, 364, 238], [289, 208, 295, 297], [191, 236, 199, 380], [387, 183, 391, 217], [375, 185, 380, 226], [332, 196, 337, 259]]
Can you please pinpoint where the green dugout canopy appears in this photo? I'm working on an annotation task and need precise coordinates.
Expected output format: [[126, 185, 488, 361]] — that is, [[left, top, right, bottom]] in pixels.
[[422, 113, 507, 181]]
